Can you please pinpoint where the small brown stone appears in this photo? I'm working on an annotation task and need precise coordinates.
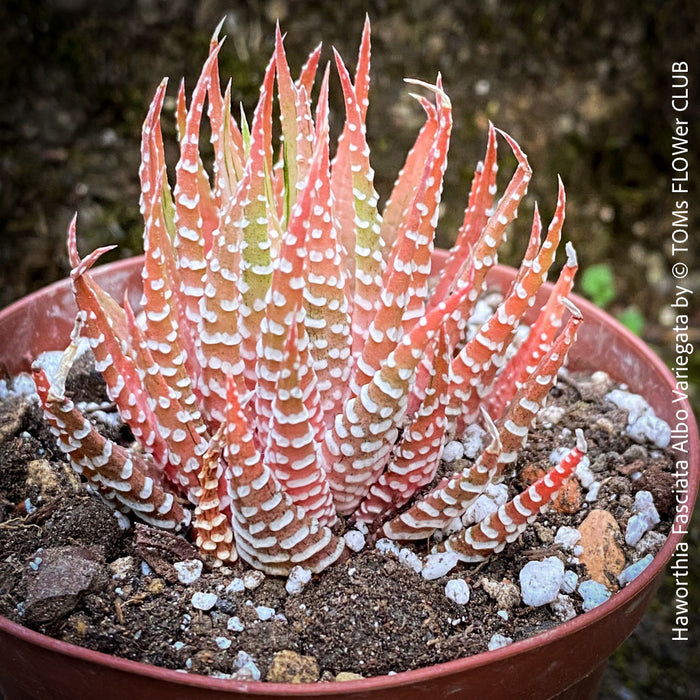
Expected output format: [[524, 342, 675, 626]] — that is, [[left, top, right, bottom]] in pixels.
[[336, 672, 365, 681], [519, 463, 545, 487], [266, 650, 319, 684], [552, 477, 582, 514], [577, 509, 626, 590]]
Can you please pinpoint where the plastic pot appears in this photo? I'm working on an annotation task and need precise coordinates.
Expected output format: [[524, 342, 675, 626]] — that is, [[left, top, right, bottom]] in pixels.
[[0, 250, 697, 700]]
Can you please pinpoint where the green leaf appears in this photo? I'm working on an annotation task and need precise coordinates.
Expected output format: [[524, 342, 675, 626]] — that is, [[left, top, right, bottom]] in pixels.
[[617, 306, 645, 336], [581, 263, 616, 308]]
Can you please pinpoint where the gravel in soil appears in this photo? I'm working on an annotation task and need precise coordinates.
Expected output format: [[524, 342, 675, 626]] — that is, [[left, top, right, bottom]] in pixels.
[[0, 362, 676, 682]]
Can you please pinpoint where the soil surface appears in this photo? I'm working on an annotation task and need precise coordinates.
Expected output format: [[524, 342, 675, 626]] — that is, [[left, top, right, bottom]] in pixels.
[[0, 362, 677, 683]]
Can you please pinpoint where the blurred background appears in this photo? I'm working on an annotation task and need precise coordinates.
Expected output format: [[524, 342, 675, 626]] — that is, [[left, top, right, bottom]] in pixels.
[[0, 1, 698, 697]]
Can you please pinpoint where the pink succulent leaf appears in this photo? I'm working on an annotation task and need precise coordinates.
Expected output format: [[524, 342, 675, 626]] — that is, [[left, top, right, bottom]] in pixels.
[[275, 25, 306, 217], [323, 276, 475, 515], [138, 78, 168, 223], [461, 128, 532, 292], [207, 39, 244, 207], [264, 322, 336, 525], [140, 173, 204, 421], [430, 123, 498, 307], [442, 430, 587, 561], [237, 54, 277, 391], [302, 67, 354, 423], [193, 426, 238, 565], [254, 135, 321, 446], [447, 182, 566, 434], [382, 410, 502, 540], [32, 363, 189, 531], [67, 220, 169, 467], [354, 324, 450, 525], [295, 41, 322, 96], [379, 95, 438, 254], [223, 377, 345, 575], [354, 14, 372, 121], [123, 296, 209, 501], [139, 83, 201, 395], [397, 79, 452, 330], [196, 189, 247, 427], [171, 48, 220, 387], [487, 240, 579, 420], [333, 48, 386, 358], [486, 301, 583, 483], [428, 129, 532, 357]]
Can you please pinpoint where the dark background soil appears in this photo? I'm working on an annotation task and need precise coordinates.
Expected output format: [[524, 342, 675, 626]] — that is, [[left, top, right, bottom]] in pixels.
[[0, 1, 698, 697]]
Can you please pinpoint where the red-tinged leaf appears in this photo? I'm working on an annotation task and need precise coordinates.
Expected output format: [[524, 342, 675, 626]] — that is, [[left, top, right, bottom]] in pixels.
[[488, 240, 579, 420], [443, 431, 587, 561], [193, 427, 237, 565], [67, 219, 168, 468], [303, 66, 354, 424], [33, 364, 189, 531], [354, 325, 449, 525], [264, 323, 336, 525], [430, 123, 498, 308], [223, 377, 344, 575], [354, 14, 371, 121], [237, 54, 277, 391], [333, 48, 385, 357], [123, 296, 209, 500], [380, 95, 438, 253], [295, 42, 322, 96], [382, 411, 502, 540]]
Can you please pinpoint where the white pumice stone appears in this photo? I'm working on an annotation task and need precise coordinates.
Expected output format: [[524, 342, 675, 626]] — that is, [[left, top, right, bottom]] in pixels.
[[191, 591, 218, 611], [232, 651, 260, 681], [243, 570, 265, 590], [445, 579, 470, 604], [344, 530, 366, 552], [354, 521, 369, 535], [575, 457, 595, 488], [226, 578, 245, 594], [285, 566, 312, 595], [442, 440, 465, 462], [519, 557, 565, 607], [227, 616, 245, 632], [422, 552, 459, 580], [462, 424, 486, 459], [174, 559, 203, 585], [585, 481, 601, 502], [561, 569, 579, 594], [215, 636, 231, 650], [496, 609, 508, 621], [398, 548, 423, 574], [375, 538, 401, 557], [605, 389, 671, 448], [255, 605, 275, 621], [625, 490, 660, 545], [554, 526, 582, 552], [551, 594, 577, 621], [578, 580, 611, 611], [618, 554, 654, 587], [113, 511, 132, 530], [487, 634, 513, 651], [538, 405, 566, 427]]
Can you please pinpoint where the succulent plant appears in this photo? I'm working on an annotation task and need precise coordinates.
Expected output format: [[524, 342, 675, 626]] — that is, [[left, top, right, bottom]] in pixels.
[[33, 19, 588, 577]]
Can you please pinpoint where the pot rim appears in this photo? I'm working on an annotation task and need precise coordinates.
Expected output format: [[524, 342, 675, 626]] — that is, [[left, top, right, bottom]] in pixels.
[[0, 253, 697, 695]]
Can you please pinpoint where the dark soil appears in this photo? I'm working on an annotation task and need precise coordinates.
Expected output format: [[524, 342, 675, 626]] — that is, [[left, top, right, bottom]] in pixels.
[[0, 361, 677, 683]]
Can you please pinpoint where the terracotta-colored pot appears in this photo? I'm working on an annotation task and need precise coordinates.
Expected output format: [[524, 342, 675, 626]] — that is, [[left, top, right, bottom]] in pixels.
[[0, 251, 697, 700]]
